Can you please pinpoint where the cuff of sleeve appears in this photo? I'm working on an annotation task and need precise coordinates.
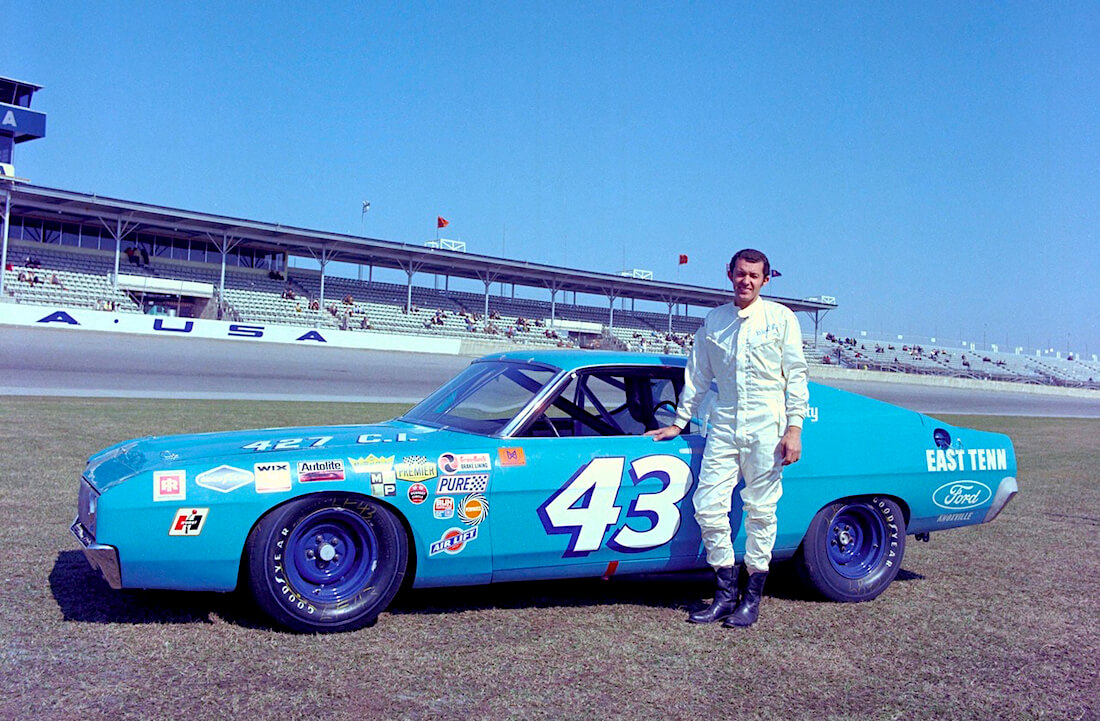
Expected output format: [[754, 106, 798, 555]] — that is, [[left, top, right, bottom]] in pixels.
[[787, 416, 803, 429]]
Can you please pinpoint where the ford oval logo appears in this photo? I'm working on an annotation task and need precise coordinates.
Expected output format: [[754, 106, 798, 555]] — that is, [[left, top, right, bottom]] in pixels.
[[932, 480, 993, 510]]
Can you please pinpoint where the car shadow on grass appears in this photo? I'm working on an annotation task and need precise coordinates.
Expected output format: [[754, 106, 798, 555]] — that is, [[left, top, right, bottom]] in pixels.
[[50, 550, 264, 628], [52, 549, 926, 629], [387, 563, 927, 616]]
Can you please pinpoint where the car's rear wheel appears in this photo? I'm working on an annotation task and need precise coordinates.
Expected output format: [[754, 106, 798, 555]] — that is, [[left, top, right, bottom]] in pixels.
[[795, 496, 906, 602], [245, 494, 408, 632]]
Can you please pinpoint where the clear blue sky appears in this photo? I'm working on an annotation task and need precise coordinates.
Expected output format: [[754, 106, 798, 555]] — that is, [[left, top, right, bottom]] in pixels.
[[7, 2, 1099, 356]]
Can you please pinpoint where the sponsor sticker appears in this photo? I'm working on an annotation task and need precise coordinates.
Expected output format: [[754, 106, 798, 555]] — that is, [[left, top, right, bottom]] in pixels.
[[458, 493, 488, 526], [936, 512, 975, 523], [925, 448, 1008, 473], [153, 470, 186, 502], [348, 454, 395, 473], [169, 508, 208, 536], [408, 482, 429, 504], [395, 455, 438, 482], [498, 447, 526, 467], [434, 496, 455, 519], [297, 459, 346, 483], [429, 526, 479, 556], [195, 465, 254, 493], [254, 462, 292, 493], [437, 474, 489, 494], [438, 452, 492, 474], [932, 480, 993, 510]]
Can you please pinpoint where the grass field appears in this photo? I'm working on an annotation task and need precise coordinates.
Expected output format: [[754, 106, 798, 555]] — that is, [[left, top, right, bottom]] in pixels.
[[1, 398, 1097, 720]]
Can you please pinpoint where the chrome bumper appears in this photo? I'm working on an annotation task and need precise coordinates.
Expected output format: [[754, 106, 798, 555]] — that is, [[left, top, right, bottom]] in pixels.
[[70, 518, 122, 590], [983, 476, 1018, 524]]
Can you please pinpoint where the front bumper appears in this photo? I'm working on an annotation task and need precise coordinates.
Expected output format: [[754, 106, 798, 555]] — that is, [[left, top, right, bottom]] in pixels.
[[71, 518, 122, 590]]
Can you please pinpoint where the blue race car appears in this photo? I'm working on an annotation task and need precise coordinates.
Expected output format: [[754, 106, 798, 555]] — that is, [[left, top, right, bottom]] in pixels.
[[72, 350, 1017, 632]]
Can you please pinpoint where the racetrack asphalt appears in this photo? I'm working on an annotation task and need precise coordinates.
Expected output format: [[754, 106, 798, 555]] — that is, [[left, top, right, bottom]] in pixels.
[[3, 325, 1099, 417]]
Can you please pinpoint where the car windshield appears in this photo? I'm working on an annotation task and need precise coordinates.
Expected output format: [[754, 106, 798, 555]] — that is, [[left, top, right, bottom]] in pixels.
[[399, 360, 559, 435]]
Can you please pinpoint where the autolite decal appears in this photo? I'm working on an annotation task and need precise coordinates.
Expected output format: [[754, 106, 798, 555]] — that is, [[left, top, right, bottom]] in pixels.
[[297, 459, 346, 483]]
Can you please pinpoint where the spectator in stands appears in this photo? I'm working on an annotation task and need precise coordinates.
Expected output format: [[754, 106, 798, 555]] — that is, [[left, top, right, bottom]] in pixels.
[[50, 274, 67, 290], [25, 256, 42, 269], [139, 246, 149, 266], [4, 262, 11, 271], [29, 273, 43, 285], [359, 315, 372, 330], [125, 247, 139, 266], [343, 294, 354, 305], [309, 299, 320, 311], [17, 271, 28, 283]]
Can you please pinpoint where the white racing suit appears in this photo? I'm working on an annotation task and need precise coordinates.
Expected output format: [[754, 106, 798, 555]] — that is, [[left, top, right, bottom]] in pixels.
[[674, 299, 809, 573]]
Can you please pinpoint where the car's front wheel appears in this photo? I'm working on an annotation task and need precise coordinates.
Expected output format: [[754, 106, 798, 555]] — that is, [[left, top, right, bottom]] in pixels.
[[245, 494, 408, 632], [795, 496, 906, 602]]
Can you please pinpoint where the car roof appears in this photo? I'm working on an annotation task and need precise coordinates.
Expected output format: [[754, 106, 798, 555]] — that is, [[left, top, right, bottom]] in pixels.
[[477, 349, 688, 372]]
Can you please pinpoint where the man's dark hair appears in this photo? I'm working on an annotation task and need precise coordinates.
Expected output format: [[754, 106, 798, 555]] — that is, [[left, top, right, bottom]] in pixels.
[[730, 248, 770, 278]]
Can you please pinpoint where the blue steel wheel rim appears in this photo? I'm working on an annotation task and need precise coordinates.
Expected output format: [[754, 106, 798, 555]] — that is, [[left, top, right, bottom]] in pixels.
[[826, 503, 886, 579], [284, 508, 379, 605]]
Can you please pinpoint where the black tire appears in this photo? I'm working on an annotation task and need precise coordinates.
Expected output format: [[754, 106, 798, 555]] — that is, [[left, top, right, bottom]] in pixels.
[[245, 494, 408, 632], [794, 496, 906, 603]]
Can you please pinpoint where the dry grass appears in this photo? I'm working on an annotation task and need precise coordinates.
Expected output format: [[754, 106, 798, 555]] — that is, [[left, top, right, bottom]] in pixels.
[[0, 400, 1096, 720]]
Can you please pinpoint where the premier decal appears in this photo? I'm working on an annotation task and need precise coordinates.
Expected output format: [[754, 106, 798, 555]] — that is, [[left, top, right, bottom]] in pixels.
[[297, 459, 345, 483], [169, 508, 208, 536], [434, 496, 455, 519], [395, 455, 437, 482], [195, 465, 254, 493], [925, 448, 1008, 473], [254, 462, 292, 493], [458, 493, 488, 526], [153, 470, 186, 502], [438, 452, 491, 474], [436, 474, 489, 494], [429, 526, 478, 556], [932, 481, 993, 510]]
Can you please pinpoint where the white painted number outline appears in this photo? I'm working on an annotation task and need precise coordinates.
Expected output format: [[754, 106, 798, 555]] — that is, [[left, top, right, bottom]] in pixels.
[[241, 436, 333, 452], [537, 455, 692, 557]]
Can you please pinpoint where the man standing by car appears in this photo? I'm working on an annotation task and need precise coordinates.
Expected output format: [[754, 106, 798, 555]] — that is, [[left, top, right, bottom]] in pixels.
[[646, 248, 809, 628]]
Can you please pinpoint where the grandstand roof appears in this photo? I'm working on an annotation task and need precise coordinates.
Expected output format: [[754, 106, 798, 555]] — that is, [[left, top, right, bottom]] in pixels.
[[9, 184, 837, 314]]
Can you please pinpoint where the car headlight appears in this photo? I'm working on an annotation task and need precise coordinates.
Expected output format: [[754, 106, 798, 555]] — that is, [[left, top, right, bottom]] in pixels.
[[78, 477, 99, 537]]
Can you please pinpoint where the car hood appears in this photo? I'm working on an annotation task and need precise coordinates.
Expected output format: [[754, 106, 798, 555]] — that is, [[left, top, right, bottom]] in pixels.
[[84, 419, 445, 491]]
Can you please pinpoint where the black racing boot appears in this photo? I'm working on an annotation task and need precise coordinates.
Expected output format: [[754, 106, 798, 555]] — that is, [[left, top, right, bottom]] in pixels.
[[724, 570, 767, 628], [687, 566, 739, 624]]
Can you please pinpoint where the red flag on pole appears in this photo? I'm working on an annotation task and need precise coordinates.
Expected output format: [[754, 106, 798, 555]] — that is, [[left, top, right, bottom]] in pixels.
[[437, 216, 449, 229], [678, 254, 688, 265]]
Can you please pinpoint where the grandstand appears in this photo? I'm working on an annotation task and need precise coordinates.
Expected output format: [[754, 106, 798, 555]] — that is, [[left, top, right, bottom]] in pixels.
[[2, 184, 1097, 390]]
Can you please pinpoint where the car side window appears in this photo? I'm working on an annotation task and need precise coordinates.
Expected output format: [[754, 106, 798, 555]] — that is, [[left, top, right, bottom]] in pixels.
[[520, 368, 686, 438]]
